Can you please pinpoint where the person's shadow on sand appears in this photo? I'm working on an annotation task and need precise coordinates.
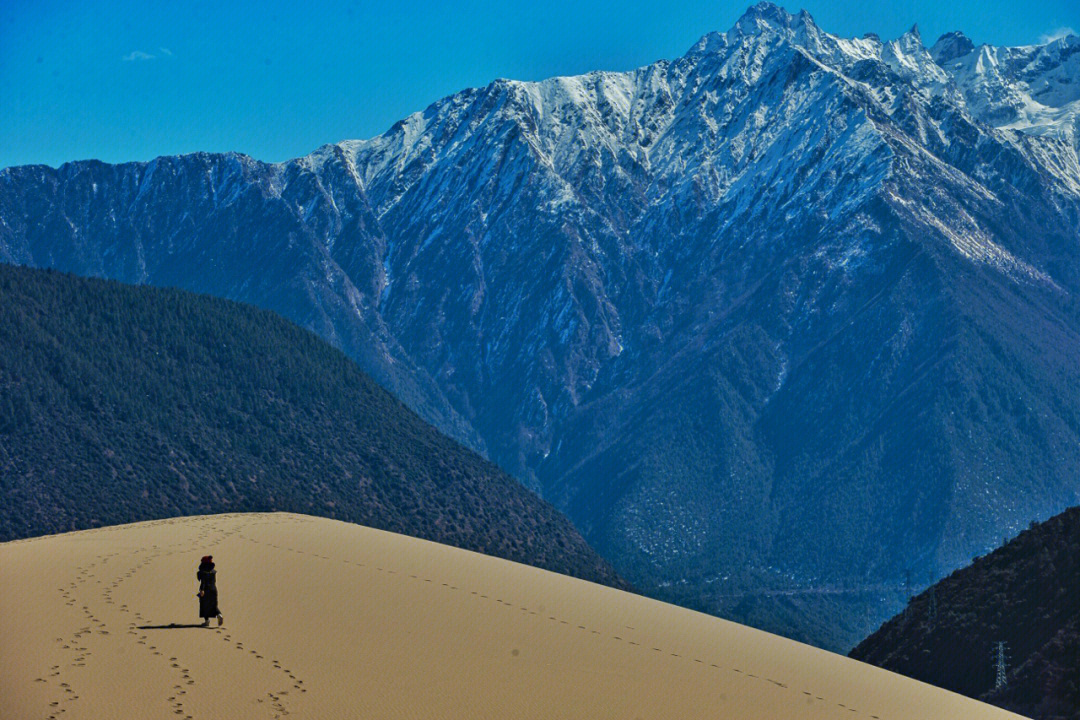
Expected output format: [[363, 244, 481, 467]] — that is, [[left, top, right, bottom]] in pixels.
[[137, 623, 213, 629]]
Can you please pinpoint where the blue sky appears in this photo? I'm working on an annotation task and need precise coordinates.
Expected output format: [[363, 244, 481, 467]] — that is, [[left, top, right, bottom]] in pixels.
[[2, 0, 1077, 168]]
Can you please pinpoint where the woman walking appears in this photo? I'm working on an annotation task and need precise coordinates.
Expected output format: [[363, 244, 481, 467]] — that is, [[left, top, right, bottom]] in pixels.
[[197, 555, 224, 627]]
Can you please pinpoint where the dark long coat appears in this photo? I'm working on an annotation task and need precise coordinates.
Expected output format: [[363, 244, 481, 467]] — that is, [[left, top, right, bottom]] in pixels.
[[197, 564, 220, 618]]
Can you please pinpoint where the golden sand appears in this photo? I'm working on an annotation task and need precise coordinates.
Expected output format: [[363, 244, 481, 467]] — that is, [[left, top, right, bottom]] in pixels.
[[1, 513, 1022, 719]]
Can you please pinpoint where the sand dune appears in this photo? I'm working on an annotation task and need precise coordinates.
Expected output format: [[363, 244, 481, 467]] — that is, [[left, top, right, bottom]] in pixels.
[[1, 513, 1022, 719]]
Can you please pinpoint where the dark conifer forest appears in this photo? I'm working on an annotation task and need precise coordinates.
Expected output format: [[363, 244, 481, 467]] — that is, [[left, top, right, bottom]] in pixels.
[[851, 506, 1080, 720], [0, 264, 624, 588]]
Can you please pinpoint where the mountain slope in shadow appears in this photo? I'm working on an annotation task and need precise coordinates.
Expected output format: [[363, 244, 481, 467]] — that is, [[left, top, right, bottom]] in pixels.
[[0, 263, 624, 589], [851, 506, 1080, 719]]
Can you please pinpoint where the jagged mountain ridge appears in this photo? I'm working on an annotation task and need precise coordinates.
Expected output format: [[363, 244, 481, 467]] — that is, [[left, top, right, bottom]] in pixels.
[[3, 3, 1080, 649]]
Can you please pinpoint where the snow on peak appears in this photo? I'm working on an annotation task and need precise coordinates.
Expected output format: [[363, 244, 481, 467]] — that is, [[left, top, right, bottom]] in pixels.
[[686, 7, 1079, 152], [733, 1, 796, 35], [306, 2, 1078, 232], [688, 3, 828, 57]]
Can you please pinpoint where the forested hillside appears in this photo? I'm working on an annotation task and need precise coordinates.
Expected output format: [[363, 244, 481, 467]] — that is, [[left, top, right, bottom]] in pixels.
[[851, 506, 1080, 719], [0, 264, 624, 588]]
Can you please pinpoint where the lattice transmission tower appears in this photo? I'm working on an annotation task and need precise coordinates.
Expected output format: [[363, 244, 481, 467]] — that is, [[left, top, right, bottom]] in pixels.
[[994, 641, 1009, 690]]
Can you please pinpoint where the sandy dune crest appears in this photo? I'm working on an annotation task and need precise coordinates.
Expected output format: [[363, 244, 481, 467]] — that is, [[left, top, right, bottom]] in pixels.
[[1, 513, 1021, 719]]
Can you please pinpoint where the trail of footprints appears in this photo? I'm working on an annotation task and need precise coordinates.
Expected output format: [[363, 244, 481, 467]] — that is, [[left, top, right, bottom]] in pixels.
[[37, 514, 881, 719], [36, 517, 308, 720], [38, 552, 121, 717], [238, 517, 884, 720], [118, 526, 218, 719], [220, 629, 307, 718]]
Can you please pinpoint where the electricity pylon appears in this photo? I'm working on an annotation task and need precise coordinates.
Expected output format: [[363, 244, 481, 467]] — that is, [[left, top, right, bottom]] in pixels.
[[994, 641, 1009, 690]]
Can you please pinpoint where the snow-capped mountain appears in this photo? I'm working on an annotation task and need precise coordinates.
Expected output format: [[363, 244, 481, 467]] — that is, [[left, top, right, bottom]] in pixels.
[[3, 3, 1080, 649]]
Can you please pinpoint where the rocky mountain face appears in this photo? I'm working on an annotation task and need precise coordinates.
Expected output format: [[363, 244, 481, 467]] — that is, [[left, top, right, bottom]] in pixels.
[[3, 3, 1080, 649], [851, 506, 1080, 720]]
